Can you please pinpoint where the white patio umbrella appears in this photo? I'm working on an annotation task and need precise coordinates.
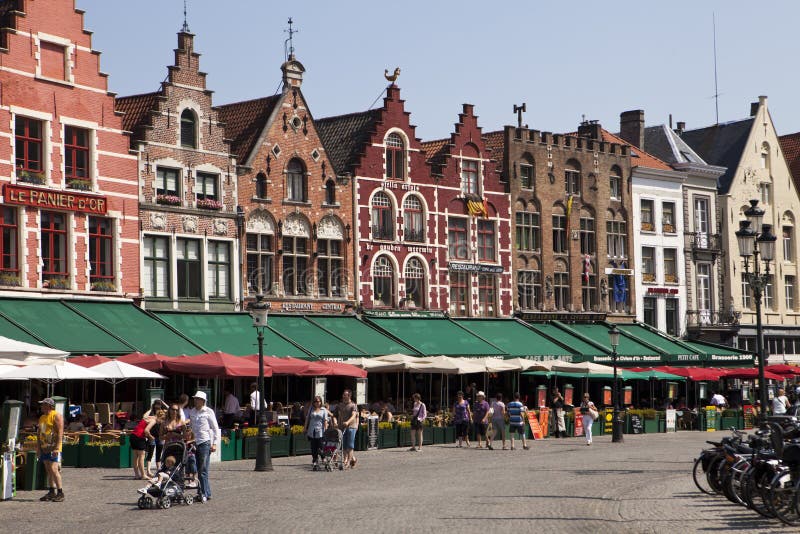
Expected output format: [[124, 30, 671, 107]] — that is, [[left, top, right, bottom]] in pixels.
[[89, 360, 165, 422], [0, 336, 68, 364], [0, 361, 107, 396], [551, 361, 615, 375]]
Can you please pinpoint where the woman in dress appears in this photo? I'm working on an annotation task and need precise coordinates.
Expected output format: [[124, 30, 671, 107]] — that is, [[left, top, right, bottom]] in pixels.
[[453, 391, 472, 448], [304, 396, 328, 470], [580, 393, 598, 446], [409, 393, 427, 452], [130, 413, 155, 479]]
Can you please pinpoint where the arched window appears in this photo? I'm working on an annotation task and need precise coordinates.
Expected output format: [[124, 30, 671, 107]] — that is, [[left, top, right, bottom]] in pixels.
[[761, 142, 771, 171], [565, 159, 581, 196], [373, 256, 395, 308], [385, 133, 405, 179], [460, 144, 480, 195], [324, 180, 336, 205], [256, 173, 268, 199], [610, 166, 622, 199], [403, 195, 424, 242], [404, 258, 425, 309], [286, 158, 306, 202], [371, 192, 394, 240], [554, 259, 570, 310], [580, 207, 595, 256], [180, 109, 197, 149]]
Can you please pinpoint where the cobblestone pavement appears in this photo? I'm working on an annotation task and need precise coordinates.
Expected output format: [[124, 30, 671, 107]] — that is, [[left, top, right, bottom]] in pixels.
[[2, 431, 795, 533]]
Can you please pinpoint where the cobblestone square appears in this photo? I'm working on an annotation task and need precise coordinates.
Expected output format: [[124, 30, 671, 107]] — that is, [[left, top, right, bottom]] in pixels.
[[1, 431, 792, 533]]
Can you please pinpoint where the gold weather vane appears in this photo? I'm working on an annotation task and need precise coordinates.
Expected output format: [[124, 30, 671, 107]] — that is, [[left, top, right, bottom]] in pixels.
[[384, 67, 401, 83]]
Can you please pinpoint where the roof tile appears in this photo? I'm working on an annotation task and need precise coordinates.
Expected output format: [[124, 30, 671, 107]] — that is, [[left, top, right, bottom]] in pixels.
[[780, 132, 800, 193], [115, 92, 161, 136], [216, 95, 282, 162], [679, 118, 754, 194], [315, 109, 381, 175]]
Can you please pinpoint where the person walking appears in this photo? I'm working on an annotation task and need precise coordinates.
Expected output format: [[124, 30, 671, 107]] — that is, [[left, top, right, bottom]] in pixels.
[[507, 392, 529, 450], [304, 396, 328, 470], [143, 399, 166, 476], [453, 391, 472, 448], [472, 391, 490, 449], [37, 398, 64, 502], [130, 413, 156, 480], [188, 391, 220, 502], [773, 388, 790, 415], [409, 393, 427, 452], [552, 387, 567, 438], [580, 393, 598, 446], [489, 393, 507, 450], [222, 389, 240, 429], [336, 389, 359, 469]]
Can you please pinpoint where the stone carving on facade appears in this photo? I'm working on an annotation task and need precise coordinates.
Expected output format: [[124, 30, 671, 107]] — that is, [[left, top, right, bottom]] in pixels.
[[150, 212, 167, 230], [744, 167, 756, 183], [182, 215, 198, 233], [246, 209, 275, 234], [213, 218, 228, 236], [283, 212, 309, 237], [317, 215, 343, 239]]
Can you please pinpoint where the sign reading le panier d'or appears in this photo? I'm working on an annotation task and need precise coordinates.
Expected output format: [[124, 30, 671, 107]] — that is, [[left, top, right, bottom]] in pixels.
[[4, 184, 108, 215]]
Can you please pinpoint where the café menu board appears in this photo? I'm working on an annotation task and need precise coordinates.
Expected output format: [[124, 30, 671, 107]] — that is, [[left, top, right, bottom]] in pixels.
[[743, 405, 755, 429], [367, 415, 379, 450], [603, 408, 614, 434], [573, 407, 584, 437], [705, 406, 717, 432], [629, 414, 643, 434]]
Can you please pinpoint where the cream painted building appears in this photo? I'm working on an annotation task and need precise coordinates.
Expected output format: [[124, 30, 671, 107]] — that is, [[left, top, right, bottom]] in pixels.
[[683, 96, 800, 362]]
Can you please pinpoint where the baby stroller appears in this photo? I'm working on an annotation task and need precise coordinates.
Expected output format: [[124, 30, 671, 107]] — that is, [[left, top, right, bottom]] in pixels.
[[137, 441, 193, 509], [320, 427, 344, 472]]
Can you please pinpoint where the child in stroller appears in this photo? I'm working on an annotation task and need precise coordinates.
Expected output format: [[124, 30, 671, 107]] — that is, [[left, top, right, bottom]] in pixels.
[[320, 427, 344, 472], [138, 455, 177, 493], [137, 441, 193, 509]]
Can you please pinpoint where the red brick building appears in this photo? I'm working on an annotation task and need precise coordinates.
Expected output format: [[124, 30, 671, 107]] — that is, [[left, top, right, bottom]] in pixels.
[[116, 29, 240, 311], [317, 85, 512, 316], [0, 0, 139, 296], [217, 53, 355, 313]]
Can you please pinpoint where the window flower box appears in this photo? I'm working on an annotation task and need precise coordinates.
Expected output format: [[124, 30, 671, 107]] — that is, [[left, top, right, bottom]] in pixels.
[[196, 198, 223, 210], [378, 422, 399, 449], [640, 222, 654, 232], [43, 277, 70, 290], [155, 194, 182, 206], [662, 223, 676, 234], [664, 274, 679, 284], [91, 280, 116, 292], [0, 272, 21, 287], [642, 273, 656, 283], [66, 178, 92, 191], [17, 170, 46, 185]]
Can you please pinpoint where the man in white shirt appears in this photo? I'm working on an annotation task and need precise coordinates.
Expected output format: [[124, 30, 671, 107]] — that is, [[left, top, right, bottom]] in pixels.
[[222, 389, 241, 429], [710, 391, 727, 410], [249, 382, 267, 425], [773, 388, 790, 415], [188, 391, 220, 503]]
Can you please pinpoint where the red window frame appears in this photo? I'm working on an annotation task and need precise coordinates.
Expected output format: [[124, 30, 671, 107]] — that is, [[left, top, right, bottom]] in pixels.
[[385, 133, 404, 179], [0, 207, 19, 273], [448, 217, 468, 260], [65, 126, 89, 181], [41, 211, 67, 278], [478, 274, 496, 317], [371, 193, 394, 240], [403, 196, 424, 242], [89, 217, 113, 282], [15, 117, 43, 172], [461, 159, 479, 195], [477, 220, 495, 262]]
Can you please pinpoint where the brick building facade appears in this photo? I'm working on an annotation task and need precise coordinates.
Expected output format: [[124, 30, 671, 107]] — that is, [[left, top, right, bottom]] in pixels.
[[317, 86, 512, 316], [116, 30, 240, 311], [484, 120, 635, 320], [217, 53, 355, 313], [0, 0, 139, 297]]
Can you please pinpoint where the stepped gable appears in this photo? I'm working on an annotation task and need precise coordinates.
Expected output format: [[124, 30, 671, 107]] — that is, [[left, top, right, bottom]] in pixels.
[[315, 109, 381, 176], [482, 131, 505, 173], [216, 95, 281, 162], [419, 137, 448, 168], [680, 118, 754, 194]]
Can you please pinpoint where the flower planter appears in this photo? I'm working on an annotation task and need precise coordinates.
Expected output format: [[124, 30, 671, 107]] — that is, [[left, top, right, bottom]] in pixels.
[[720, 416, 740, 431], [422, 427, 434, 445], [398, 427, 412, 447], [355, 428, 368, 451], [444, 426, 455, 444], [643, 419, 659, 434], [241, 435, 256, 459], [220, 432, 238, 461], [78, 434, 131, 468], [61, 442, 80, 467], [379, 428, 398, 449], [291, 434, 311, 456], [432, 427, 445, 444], [270, 434, 290, 458], [591, 420, 603, 438]]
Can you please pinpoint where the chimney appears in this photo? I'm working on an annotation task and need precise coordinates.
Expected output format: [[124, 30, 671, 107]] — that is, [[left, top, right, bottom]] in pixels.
[[619, 110, 645, 149], [281, 55, 305, 89], [750, 95, 768, 116], [675, 121, 685, 135], [577, 119, 602, 141]]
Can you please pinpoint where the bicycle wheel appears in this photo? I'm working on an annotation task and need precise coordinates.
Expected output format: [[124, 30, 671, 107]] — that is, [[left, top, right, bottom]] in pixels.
[[693, 456, 715, 495], [706, 455, 726, 494], [727, 459, 750, 506], [755, 469, 778, 518], [768, 470, 800, 526]]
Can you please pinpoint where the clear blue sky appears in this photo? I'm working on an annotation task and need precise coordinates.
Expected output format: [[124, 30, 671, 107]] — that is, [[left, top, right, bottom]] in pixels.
[[78, 0, 800, 140]]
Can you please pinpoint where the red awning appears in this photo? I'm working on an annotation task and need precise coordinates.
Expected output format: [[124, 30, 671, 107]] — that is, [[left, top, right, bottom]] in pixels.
[[721, 368, 783, 381], [640, 366, 726, 381], [69, 354, 113, 367], [765, 364, 800, 376], [117, 352, 174, 371], [299, 360, 368, 378], [243, 355, 312, 375], [162, 352, 270, 378]]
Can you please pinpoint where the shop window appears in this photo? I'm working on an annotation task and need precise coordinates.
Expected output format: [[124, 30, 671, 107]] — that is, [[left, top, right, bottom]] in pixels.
[[0, 207, 19, 278], [404, 258, 425, 309], [477, 274, 497, 317], [372, 256, 395, 308], [448, 217, 468, 260], [41, 211, 67, 287], [477, 220, 495, 262], [286, 158, 306, 202], [207, 241, 230, 300], [318, 238, 343, 297], [143, 235, 170, 298], [515, 210, 540, 252], [89, 217, 114, 289], [64, 126, 90, 189], [246, 233, 273, 295], [385, 133, 405, 179], [449, 271, 469, 316], [371, 192, 394, 241], [176, 238, 201, 299], [403, 196, 425, 242], [15, 117, 44, 180], [180, 109, 197, 149], [282, 235, 309, 296]]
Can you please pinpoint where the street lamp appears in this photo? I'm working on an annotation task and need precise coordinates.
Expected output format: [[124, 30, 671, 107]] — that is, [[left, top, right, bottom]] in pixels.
[[736, 199, 777, 420], [249, 294, 272, 471], [608, 324, 623, 443]]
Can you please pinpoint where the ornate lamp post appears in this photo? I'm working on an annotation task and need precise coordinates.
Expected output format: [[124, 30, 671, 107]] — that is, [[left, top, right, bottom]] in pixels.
[[736, 199, 777, 420], [249, 294, 273, 471], [608, 324, 623, 443]]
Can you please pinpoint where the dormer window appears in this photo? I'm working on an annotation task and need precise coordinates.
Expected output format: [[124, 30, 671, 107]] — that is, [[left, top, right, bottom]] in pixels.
[[180, 109, 197, 149], [385, 133, 405, 179]]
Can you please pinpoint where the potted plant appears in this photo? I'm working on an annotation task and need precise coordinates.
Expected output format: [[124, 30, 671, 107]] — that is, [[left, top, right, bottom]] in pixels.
[[290, 425, 311, 456], [155, 194, 182, 206], [66, 178, 92, 191], [78, 434, 131, 468], [43, 277, 70, 290], [378, 421, 398, 449], [641, 409, 659, 434], [61, 435, 80, 467], [422, 420, 434, 445], [91, 280, 116, 292], [0, 272, 21, 287], [17, 169, 46, 185], [220, 430, 238, 462], [241, 427, 258, 459], [196, 198, 223, 210], [269, 425, 290, 457]]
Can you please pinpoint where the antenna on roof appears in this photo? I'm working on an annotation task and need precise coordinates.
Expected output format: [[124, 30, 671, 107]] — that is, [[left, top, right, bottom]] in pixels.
[[712, 13, 720, 125], [284, 17, 298, 60], [181, 0, 190, 32]]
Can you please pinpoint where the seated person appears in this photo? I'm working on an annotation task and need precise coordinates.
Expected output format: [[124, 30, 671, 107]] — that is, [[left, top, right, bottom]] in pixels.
[[81, 413, 97, 431], [379, 403, 394, 423], [138, 455, 177, 494], [66, 416, 85, 432]]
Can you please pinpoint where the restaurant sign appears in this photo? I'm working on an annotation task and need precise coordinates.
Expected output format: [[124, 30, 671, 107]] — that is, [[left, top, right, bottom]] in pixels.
[[4, 184, 108, 215], [448, 262, 504, 274]]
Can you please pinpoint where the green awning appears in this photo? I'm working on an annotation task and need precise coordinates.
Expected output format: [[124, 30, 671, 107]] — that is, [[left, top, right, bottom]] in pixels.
[[155, 312, 315, 359], [567, 324, 660, 357], [525, 323, 606, 358], [305, 316, 419, 356], [684, 341, 754, 365], [0, 298, 133, 354], [618, 324, 699, 361], [0, 315, 48, 345], [66, 301, 203, 356], [454, 319, 573, 358], [365, 318, 506, 357], [267, 316, 365, 358]]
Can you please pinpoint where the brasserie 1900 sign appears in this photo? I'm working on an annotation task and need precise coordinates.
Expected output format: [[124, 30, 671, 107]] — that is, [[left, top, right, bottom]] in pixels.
[[3, 184, 108, 215]]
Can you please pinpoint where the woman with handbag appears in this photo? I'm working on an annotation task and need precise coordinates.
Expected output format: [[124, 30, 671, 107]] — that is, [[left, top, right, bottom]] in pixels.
[[409, 393, 426, 452], [579, 393, 598, 446], [453, 391, 472, 448]]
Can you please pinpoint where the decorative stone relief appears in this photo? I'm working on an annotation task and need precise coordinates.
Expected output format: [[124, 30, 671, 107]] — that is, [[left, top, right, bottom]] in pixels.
[[150, 212, 167, 230], [246, 209, 274, 234], [182, 215, 198, 233], [283, 212, 309, 237], [317, 216, 343, 239], [213, 218, 228, 236]]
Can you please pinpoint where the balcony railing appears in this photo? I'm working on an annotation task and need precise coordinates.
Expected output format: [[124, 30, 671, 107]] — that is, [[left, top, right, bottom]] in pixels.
[[687, 232, 723, 252], [686, 309, 740, 329], [372, 225, 395, 241]]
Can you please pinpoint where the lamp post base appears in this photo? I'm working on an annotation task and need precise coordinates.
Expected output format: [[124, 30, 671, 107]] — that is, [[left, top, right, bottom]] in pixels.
[[611, 411, 624, 443], [254, 420, 273, 472]]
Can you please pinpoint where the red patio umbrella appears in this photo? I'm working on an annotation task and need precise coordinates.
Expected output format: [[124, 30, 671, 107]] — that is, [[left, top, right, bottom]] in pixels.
[[299, 360, 367, 378], [69, 354, 113, 367], [648, 366, 725, 381], [721, 368, 783, 381], [117, 352, 174, 371], [765, 364, 800, 376], [243, 355, 312, 375], [162, 352, 270, 378]]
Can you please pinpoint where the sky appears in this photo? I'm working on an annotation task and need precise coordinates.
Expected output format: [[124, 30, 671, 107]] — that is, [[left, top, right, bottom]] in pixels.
[[77, 0, 800, 141]]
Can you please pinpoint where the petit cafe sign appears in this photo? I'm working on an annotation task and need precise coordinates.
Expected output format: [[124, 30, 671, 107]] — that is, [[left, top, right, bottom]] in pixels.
[[3, 184, 108, 215]]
